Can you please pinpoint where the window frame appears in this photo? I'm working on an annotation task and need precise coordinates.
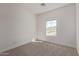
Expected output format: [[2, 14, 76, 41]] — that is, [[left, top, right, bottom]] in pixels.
[[46, 18, 57, 36]]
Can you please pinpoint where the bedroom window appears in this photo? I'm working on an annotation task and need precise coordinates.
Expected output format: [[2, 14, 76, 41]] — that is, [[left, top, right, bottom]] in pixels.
[[46, 20, 56, 36]]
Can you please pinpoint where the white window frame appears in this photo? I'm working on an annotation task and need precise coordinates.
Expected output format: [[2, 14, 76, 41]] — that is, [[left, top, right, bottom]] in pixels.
[[46, 18, 56, 36]]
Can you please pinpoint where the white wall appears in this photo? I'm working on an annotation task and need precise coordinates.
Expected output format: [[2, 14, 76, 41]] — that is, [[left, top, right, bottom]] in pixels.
[[37, 4, 76, 48], [76, 3, 79, 54], [0, 4, 36, 52]]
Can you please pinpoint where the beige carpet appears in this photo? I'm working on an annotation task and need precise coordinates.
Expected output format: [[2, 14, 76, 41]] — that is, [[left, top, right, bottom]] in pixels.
[[3, 41, 78, 56]]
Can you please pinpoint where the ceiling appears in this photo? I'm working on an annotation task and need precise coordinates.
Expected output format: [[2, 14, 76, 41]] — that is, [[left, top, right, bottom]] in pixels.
[[25, 3, 70, 14]]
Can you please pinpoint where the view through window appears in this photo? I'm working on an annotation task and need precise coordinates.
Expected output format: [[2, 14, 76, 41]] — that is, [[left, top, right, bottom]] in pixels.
[[46, 20, 56, 36]]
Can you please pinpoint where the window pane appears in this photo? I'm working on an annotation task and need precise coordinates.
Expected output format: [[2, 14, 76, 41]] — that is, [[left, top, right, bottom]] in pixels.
[[46, 20, 56, 36]]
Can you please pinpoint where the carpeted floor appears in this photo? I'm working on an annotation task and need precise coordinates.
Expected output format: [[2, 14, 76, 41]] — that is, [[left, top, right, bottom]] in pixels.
[[3, 41, 78, 56]]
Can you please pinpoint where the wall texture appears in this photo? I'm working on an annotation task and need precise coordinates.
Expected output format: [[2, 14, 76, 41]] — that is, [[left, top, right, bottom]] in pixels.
[[37, 4, 76, 48], [0, 4, 36, 52], [76, 3, 79, 54]]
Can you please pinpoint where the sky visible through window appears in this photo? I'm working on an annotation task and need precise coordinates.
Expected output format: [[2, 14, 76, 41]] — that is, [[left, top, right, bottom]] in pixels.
[[46, 20, 56, 27]]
